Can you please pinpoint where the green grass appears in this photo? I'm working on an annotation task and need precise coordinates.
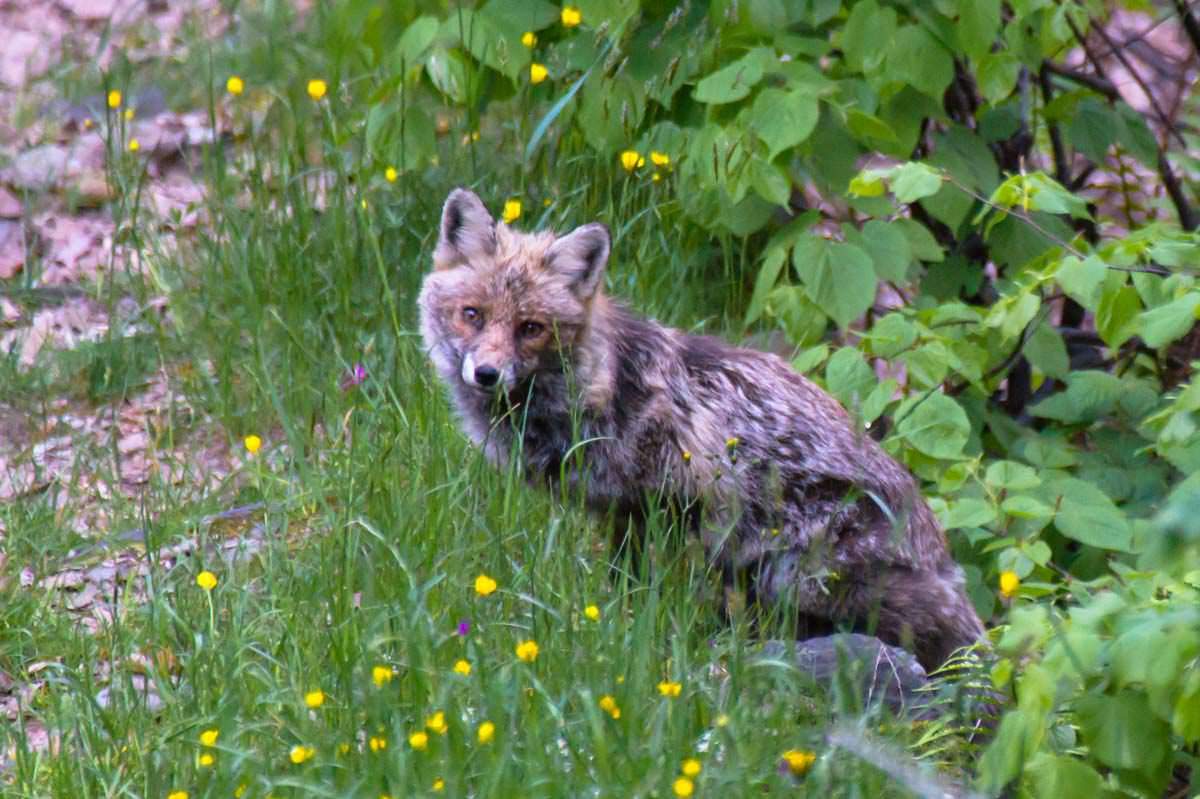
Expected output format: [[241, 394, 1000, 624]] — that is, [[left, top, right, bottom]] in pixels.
[[0, 12, 983, 799]]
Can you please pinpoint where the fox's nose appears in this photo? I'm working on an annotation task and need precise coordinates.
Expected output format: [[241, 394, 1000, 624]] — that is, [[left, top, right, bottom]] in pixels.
[[474, 365, 499, 387]]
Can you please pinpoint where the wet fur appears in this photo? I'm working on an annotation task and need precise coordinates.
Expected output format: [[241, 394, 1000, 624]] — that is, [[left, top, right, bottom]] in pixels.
[[419, 189, 985, 670]]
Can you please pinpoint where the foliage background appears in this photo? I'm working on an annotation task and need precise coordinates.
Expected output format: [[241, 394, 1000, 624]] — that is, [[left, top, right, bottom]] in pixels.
[[2, 0, 1200, 796]]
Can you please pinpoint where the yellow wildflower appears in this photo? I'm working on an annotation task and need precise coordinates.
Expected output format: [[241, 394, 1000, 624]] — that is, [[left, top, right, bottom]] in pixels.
[[682, 758, 701, 777], [999, 571, 1020, 598], [304, 689, 325, 708], [453, 659, 472, 675], [196, 571, 217, 591], [657, 680, 682, 697], [530, 63, 549, 84], [620, 150, 645, 171], [234, 786, 246, 798], [426, 711, 448, 735], [598, 695, 621, 719], [385, 166, 398, 182], [244, 434, 262, 454], [107, 90, 121, 108], [128, 139, 140, 152], [584, 604, 600, 621], [478, 720, 495, 743], [515, 639, 539, 662], [782, 749, 816, 775], [409, 731, 429, 750], [502, 199, 522, 224], [475, 573, 498, 596], [653, 172, 662, 182], [199, 729, 219, 747], [521, 31, 537, 47], [167, 792, 187, 799], [83, 118, 93, 129], [198, 753, 214, 767], [726, 437, 739, 449], [124, 108, 134, 121], [650, 151, 670, 167], [432, 778, 445, 792], [289, 744, 315, 764], [561, 5, 582, 26], [673, 777, 694, 797], [372, 664, 394, 688], [226, 76, 244, 96], [716, 713, 729, 727], [369, 735, 387, 752], [307, 79, 327, 101], [682, 450, 691, 462]]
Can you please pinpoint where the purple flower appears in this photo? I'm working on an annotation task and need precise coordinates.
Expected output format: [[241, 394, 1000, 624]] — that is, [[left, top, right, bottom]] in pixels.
[[456, 619, 471, 637], [339, 362, 368, 391]]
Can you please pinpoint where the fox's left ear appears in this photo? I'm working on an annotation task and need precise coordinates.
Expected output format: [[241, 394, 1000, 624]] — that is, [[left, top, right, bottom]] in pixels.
[[545, 223, 610, 299], [434, 188, 496, 269]]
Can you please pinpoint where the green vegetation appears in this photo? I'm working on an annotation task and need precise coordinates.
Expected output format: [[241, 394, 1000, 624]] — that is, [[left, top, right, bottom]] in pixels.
[[2, 0, 1200, 796]]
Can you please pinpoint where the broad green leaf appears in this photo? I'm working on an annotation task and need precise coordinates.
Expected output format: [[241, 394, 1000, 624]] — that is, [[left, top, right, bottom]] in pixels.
[[747, 156, 792, 207], [977, 709, 1045, 794], [977, 52, 1021, 104], [792, 234, 877, 330], [862, 378, 897, 424], [578, 73, 646, 154], [958, 0, 1001, 61], [1075, 692, 1170, 773], [1054, 255, 1107, 309], [842, 0, 894, 72], [846, 110, 897, 144], [1139, 291, 1200, 348], [894, 218, 945, 261], [1025, 321, 1070, 379], [895, 393, 971, 459], [425, 47, 471, 104], [693, 47, 772, 104], [942, 497, 996, 529], [825, 347, 875, 409], [1002, 495, 1054, 519], [1030, 370, 1123, 423], [766, 285, 828, 344], [886, 25, 954, 100], [1046, 476, 1135, 551], [1027, 753, 1105, 799], [749, 87, 819, 160], [986, 460, 1042, 490], [867, 313, 917, 358], [745, 248, 789, 326], [854, 220, 913, 283], [889, 162, 945, 203], [1095, 283, 1142, 348], [391, 16, 439, 70]]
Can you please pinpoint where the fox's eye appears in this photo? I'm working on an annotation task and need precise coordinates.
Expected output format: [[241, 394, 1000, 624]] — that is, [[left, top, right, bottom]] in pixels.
[[462, 307, 482, 326], [520, 320, 545, 338]]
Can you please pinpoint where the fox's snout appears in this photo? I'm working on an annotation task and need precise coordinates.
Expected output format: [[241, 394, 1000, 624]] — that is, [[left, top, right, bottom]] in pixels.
[[460, 349, 514, 391]]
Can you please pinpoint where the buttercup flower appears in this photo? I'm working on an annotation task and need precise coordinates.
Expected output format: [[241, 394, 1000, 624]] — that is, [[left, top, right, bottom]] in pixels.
[[289, 744, 315, 764], [726, 437, 739, 449], [426, 711, 448, 735], [167, 792, 187, 799], [682, 450, 692, 461], [453, 659, 471, 675], [475, 574, 498, 596], [372, 664, 394, 688], [561, 5, 582, 26], [244, 434, 262, 454], [515, 639, 539, 662], [83, 118, 93, 129], [584, 604, 600, 621], [200, 729, 219, 747], [196, 571, 217, 591], [307, 79, 327, 100], [999, 571, 1020, 598], [715, 714, 729, 727], [198, 753, 215, 767], [432, 778, 445, 792], [409, 731, 429, 750], [226, 76, 244, 96], [305, 689, 325, 708], [650, 151, 670, 167], [107, 90, 122, 108], [502, 199, 522, 224], [128, 139, 140, 152], [124, 108, 134, 121], [530, 63, 549, 84], [673, 777, 694, 797], [477, 721, 495, 743], [782, 749, 816, 775], [620, 150, 645, 171], [369, 735, 387, 752], [598, 695, 621, 719], [385, 166, 398, 182], [657, 680, 682, 697], [682, 758, 701, 777], [521, 31, 537, 47]]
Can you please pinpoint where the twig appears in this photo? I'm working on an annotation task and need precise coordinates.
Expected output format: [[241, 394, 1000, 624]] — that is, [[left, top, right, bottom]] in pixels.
[[1173, 0, 1200, 60], [1041, 60, 1118, 99], [1038, 64, 1074, 186]]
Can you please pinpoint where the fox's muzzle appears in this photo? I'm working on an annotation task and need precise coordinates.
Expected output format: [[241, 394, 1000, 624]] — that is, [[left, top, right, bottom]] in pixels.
[[460, 351, 514, 391]]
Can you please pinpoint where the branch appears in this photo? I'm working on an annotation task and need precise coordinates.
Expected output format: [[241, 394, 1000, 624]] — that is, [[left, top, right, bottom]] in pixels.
[[1041, 60, 1118, 99], [1038, 64, 1073, 186], [1173, 0, 1200, 60]]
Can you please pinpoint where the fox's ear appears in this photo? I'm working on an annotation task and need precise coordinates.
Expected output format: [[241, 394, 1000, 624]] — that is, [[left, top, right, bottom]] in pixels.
[[545, 222, 610, 299], [434, 188, 496, 269]]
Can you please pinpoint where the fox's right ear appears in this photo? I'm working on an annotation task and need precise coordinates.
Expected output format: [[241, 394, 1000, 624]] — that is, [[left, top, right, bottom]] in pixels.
[[434, 188, 496, 269]]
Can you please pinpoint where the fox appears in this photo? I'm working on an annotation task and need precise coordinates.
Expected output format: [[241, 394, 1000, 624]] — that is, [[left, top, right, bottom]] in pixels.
[[418, 188, 986, 671]]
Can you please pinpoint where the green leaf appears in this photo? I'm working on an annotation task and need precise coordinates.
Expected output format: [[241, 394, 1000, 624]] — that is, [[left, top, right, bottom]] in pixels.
[[977, 709, 1045, 794], [889, 162, 945, 203], [977, 52, 1021, 104], [745, 247, 789, 326], [1046, 476, 1135, 552], [958, 0, 1001, 60], [391, 16, 439, 69], [894, 218, 945, 262], [747, 156, 792, 207], [792, 234, 878, 330], [1139, 291, 1200, 349], [425, 47, 472, 104], [842, 0, 894, 72], [1054, 255, 1107, 310], [1075, 692, 1170, 773], [1025, 322, 1070, 379], [1030, 370, 1123, 423], [866, 313, 917, 358], [825, 347, 876, 409], [1027, 753, 1105, 799], [859, 220, 913, 282], [986, 460, 1042, 491], [1095, 283, 1142, 348], [886, 25, 954, 100], [578, 73, 646, 154], [942, 497, 996, 529], [693, 47, 772, 104], [895, 394, 971, 460], [749, 87, 819, 160]]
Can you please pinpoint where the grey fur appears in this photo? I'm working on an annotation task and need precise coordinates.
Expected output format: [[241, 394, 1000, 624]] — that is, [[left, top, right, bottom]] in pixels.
[[419, 189, 986, 670]]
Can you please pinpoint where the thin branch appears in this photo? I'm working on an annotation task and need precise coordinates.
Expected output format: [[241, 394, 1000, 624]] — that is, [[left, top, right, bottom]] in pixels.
[[1038, 64, 1074, 186], [1173, 0, 1200, 59], [1041, 60, 1119, 99]]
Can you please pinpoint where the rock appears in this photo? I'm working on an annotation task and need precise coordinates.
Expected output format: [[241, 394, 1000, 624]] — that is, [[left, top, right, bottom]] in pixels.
[[2, 144, 69, 192], [0, 220, 23, 279], [0, 31, 52, 88], [0, 187, 21, 218], [757, 634, 929, 713], [59, 0, 118, 21]]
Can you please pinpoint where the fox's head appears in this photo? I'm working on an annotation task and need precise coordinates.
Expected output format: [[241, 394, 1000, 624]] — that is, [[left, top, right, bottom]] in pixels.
[[418, 188, 611, 398]]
